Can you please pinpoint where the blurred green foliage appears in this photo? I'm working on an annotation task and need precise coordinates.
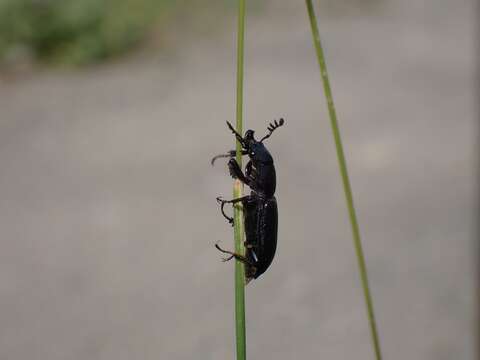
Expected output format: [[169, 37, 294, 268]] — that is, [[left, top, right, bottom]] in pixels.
[[0, 0, 376, 67], [0, 0, 177, 65]]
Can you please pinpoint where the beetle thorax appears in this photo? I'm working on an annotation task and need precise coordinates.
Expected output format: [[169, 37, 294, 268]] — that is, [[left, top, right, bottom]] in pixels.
[[249, 142, 273, 164]]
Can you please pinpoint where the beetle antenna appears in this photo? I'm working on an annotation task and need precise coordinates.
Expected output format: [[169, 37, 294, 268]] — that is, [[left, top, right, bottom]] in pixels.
[[260, 118, 285, 143], [226, 121, 246, 146]]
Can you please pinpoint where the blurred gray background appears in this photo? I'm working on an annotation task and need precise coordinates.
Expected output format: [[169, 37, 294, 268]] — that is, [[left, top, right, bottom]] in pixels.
[[0, 0, 476, 359]]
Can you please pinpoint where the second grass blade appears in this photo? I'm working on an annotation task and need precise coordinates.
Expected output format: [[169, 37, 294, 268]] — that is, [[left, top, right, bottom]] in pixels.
[[305, 1, 383, 359]]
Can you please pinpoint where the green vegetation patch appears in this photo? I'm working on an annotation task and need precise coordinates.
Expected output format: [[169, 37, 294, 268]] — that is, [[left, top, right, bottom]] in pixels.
[[0, 0, 175, 65]]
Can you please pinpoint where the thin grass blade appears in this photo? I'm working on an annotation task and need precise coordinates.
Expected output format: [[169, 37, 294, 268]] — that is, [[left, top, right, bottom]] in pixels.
[[305, 1, 383, 359], [233, 0, 247, 359]]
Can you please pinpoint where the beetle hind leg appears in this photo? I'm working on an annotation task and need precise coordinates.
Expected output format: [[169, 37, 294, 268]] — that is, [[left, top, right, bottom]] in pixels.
[[215, 243, 253, 266]]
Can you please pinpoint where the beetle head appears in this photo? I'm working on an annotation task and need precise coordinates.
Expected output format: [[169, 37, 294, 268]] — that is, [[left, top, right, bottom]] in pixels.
[[242, 129, 259, 152], [244, 129, 255, 143]]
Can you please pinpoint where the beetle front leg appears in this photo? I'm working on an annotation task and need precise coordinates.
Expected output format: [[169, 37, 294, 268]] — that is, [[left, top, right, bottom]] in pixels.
[[226, 121, 246, 146], [227, 159, 254, 188], [211, 150, 248, 166]]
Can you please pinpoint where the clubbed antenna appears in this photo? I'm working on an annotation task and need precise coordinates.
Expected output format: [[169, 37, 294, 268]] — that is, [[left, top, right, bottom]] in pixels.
[[260, 118, 285, 143]]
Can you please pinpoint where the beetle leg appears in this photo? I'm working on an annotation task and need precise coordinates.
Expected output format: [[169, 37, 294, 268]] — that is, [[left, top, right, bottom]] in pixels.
[[217, 195, 251, 205], [227, 158, 243, 179], [216, 197, 234, 225], [216, 195, 249, 224], [245, 161, 253, 177], [244, 161, 258, 185], [215, 243, 254, 266], [217, 195, 251, 221], [226, 121, 246, 146], [211, 150, 248, 166], [228, 159, 253, 188], [221, 254, 235, 262], [216, 195, 252, 226]]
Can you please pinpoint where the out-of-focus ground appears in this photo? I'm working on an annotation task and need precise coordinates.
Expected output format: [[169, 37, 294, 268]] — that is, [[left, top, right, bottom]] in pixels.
[[0, 0, 476, 359]]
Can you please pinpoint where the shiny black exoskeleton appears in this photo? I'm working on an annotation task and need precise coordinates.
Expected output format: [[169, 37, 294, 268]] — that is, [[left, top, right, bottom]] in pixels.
[[212, 118, 284, 282]]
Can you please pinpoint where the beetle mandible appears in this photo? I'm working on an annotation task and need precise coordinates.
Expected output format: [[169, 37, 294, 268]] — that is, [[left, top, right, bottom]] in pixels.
[[212, 118, 285, 282]]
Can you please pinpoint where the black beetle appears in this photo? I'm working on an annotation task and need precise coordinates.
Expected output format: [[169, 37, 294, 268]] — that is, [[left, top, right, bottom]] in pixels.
[[212, 118, 284, 282]]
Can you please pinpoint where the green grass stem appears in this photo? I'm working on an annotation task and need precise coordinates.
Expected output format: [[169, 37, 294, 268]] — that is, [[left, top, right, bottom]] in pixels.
[[305, 1, 382, 359], [233, 0, 247, 359]]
